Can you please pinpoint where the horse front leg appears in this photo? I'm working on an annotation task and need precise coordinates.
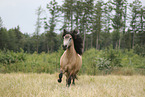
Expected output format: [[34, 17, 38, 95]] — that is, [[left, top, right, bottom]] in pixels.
[[72, 78, 75, 85], [65, 75, 72, 87], [65, 73, 71, 87], [67, 75, 72, 87], [72, 74, 78, 85], [58, 70, 63, 83], [66, 72, 74, 87], [72, 75, 76, 85]]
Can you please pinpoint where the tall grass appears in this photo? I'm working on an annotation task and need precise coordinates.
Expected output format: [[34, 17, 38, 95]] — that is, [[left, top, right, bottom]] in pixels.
[[0, 73, 144, 97]]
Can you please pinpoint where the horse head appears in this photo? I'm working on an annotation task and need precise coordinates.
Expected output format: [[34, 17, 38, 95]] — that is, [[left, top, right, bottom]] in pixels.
[[62, 29, 78, 50]]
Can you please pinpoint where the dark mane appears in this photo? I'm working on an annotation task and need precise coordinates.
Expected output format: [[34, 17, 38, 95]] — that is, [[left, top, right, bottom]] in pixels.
[[62, 29, 83, 55]]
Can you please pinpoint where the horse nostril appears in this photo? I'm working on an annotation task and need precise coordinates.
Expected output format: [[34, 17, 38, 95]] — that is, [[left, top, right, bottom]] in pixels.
[[62, 45, 67, 50]]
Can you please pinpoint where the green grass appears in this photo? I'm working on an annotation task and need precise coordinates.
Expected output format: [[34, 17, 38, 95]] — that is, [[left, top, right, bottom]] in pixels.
[[0, 73, 145, 97]]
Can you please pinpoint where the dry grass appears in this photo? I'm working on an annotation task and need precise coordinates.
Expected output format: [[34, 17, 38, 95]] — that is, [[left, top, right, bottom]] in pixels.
[[0, 73, 144, 97]]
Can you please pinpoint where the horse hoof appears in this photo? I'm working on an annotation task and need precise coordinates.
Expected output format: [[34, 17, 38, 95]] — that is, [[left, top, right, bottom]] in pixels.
[[66, 84, 70, 87], [72, 83, 75, 85], [58, 79, 62, 83]]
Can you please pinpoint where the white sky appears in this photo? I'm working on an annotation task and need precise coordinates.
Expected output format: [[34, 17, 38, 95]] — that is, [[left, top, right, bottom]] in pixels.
[[0, 0, 145, 35]]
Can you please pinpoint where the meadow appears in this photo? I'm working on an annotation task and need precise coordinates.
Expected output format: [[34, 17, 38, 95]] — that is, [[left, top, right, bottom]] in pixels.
[[0, 48, 145, 97], [0, 73, 145, 97]]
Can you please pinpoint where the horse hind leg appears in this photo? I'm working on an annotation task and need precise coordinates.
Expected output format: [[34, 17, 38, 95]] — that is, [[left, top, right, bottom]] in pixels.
[[58, 70, 63, 83]]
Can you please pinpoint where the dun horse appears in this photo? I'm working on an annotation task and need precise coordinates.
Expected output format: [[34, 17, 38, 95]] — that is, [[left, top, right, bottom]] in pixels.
[[58, 29, 83, 87]]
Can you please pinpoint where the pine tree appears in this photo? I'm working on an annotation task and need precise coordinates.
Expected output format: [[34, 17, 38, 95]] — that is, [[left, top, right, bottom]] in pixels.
[[74, 0, 83, 29], [7, 29, 17, 51], [103, 0, 113, 33], [0, 28, 8, 49], [14, 26, 23, 51], [112, 0, 125, 48], [62, 0, 94, 51], [122, 0, 127, 34], [45, 0, 60, 52], [93, 0, 103, 49], [34, 6, 44, 53], [81, 0, 94, 51], [62, 0, 76, 30], [0, 17, 3, 29], [129, 0, 142, 48], [137, 6, 145, 45]]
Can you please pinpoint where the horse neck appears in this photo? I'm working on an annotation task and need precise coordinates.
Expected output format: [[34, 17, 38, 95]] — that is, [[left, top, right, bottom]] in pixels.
[[66, 43, 76, 57]]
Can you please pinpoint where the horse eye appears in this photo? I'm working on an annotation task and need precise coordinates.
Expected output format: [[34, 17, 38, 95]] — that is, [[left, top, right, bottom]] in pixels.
[[69, 38, 72, 41]]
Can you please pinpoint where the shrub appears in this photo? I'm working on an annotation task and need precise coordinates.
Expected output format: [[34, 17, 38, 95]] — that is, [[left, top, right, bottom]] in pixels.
[[81, 48, 101, 75], [0, 49, 26, 64], [0, 47, 144, 75], [102, 45, 123, 68], [134, 44, 145, 56], [95, 57, 111, 74]]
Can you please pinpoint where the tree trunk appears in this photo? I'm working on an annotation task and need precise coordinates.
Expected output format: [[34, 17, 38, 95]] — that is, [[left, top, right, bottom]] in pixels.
[[37, 43, 38, 53], [86, 37, 88, 50], [119, 39, 120, 49], [91, 34, 93, 48], [71, 7, 73, 31], [132, 31, 135, 49], [96, 37, 98, 49], [123, 3, 127, 34], [83, 26, 86, 52], [116, 41, 118, 49], [96, 31, 98, 49]]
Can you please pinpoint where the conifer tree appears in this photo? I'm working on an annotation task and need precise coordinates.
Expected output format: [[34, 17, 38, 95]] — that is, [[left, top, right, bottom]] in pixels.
[[129, 0, 142, 48], [34, 6, 43, 53], [45, 0, 60, 52], [93, 0, 103, 49], [112, 0, 125, 48], [0, 17, 3, 29]]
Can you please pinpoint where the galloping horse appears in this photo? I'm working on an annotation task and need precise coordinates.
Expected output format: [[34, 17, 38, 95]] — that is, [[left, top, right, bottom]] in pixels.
[[58, 29, 83, 87]]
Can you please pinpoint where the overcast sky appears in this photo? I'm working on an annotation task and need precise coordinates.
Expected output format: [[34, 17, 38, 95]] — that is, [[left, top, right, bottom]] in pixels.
[[0, 0, 145, 35]]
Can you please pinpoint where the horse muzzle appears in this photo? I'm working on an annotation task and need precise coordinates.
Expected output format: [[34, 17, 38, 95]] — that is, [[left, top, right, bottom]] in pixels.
[[62, 45, 67, 50]]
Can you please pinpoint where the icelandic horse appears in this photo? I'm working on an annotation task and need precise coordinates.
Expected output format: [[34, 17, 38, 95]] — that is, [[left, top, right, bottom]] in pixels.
[[58, 29, 83, 87]]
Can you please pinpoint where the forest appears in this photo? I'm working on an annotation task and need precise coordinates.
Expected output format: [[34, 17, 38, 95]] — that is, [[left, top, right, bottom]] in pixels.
[[0, 0, 145, 74]]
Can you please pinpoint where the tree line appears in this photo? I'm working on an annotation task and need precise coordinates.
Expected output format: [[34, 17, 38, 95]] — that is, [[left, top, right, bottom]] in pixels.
[[0, 0, 145, 54]]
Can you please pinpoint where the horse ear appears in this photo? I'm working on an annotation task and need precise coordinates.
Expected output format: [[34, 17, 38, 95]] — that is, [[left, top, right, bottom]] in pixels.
[[73, 29, 78, 34], [62, 29, 67, 38], [73, 30, 78, 39], [64, 29, 66, 34]]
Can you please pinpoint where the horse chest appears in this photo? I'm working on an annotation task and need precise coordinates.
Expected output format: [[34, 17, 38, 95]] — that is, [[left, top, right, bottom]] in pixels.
[[65, 56, 76, 65], [61, 55, 76, 71]]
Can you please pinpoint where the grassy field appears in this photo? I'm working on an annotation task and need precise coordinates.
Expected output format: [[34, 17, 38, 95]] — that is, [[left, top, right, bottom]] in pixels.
[[0, 73, 144, 97]]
